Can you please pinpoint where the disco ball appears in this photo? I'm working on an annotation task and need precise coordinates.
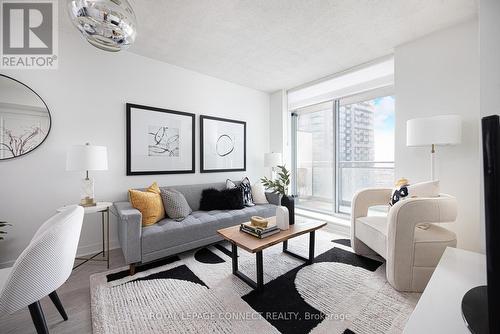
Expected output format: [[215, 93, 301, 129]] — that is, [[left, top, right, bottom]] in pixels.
[[67, 0, 137, 52]]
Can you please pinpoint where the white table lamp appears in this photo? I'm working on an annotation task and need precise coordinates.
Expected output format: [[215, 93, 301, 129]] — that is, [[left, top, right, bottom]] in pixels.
[[67, 143, 108, 207], [264, 152, 282, 180], [407, 115, 461, 180]]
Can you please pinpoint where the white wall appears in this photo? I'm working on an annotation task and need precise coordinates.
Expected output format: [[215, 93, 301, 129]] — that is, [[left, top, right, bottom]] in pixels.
[[395, 20, 481, 252], [479, 0, 500, 253], [269, 89, 291, 167], [0, 30, 270, 266]]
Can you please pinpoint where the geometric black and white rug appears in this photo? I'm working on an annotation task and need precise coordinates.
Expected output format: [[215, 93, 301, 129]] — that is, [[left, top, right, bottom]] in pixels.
[[90, 231, 420, 334]]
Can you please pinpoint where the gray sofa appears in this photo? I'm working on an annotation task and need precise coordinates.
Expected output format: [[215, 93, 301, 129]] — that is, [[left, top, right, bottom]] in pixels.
[[114, 182, 279, 273]]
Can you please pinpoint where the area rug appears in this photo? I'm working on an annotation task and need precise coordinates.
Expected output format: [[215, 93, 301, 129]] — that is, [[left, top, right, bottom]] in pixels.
[[90, 231, 420, 334]]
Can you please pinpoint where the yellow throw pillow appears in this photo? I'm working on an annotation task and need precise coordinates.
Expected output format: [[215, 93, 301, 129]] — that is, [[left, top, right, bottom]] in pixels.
[[129, 182, 165, 226]]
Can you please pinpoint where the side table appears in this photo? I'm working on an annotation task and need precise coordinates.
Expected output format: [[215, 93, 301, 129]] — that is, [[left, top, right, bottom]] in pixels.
[[57, 202, 112, 270]]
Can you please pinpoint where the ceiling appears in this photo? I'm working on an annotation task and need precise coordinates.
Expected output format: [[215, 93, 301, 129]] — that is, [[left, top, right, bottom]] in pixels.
[[127, 1, 476, 92]]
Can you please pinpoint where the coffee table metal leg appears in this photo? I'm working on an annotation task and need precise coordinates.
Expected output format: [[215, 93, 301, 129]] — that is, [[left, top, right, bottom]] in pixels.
[[231, 243, 238, 274], [256, 251, 263, 290], [282, 231, 316, 265], [231, 243, 264, 290], [308, 231, 315, 264]]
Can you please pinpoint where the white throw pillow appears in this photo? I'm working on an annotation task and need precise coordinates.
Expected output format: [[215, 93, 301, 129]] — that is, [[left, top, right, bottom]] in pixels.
[[409, 180, 440, 198], [251, 182, 268, 204]]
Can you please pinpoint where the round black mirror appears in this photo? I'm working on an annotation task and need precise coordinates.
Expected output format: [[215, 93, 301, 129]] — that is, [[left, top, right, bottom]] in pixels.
[[0, 75, 51, 160]]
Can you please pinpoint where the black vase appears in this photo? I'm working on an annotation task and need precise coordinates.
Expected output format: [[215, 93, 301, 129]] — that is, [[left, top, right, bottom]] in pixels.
[[280, 195, 295, 225]]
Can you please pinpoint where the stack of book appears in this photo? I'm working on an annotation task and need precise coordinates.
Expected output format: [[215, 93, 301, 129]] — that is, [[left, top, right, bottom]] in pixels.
[[240, 221, 280, 239]]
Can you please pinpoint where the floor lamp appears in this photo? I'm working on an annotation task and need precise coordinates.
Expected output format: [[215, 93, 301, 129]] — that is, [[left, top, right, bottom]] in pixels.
[[407, 115, 462, 181]]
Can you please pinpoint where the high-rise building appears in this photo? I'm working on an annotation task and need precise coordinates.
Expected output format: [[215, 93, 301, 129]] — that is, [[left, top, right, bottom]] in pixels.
[[338, 101, 375, 162]]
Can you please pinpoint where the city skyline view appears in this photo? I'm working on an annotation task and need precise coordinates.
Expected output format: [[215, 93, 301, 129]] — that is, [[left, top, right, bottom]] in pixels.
[[295, 94, 395, 214]]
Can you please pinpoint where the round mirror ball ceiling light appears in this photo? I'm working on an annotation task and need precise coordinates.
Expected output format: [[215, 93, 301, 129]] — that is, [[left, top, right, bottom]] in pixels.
[[67, 0, 137, 52]]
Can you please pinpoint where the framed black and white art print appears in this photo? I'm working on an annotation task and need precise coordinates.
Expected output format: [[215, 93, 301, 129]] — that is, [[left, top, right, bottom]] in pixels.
[[200, 115, 246, 173], [126, 103, 195, 175]]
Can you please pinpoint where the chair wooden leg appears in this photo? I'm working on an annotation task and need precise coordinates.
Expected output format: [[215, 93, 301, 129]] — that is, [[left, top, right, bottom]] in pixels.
[[49, 291, 68, 321], [28, 301, 49, 334], [129, 263, 136, 276]]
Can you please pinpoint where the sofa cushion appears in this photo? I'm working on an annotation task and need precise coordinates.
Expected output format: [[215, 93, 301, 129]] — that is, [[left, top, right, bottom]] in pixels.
[[160, 188, 192, 221], [199, 188, 244, 210], [141, 204, 277, 254], [226, 178, 255, 206], [355, 216, 388, 259], [238, 204, 276, 224], [252, 182, 269, 204], [162, 182, 228, 211], [129, 182, 165, 226], [142, 212, 231, 254]]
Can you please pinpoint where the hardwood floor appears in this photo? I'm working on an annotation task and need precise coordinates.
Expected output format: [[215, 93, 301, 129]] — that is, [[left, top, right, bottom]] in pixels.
[[0, 249, 126, 334]]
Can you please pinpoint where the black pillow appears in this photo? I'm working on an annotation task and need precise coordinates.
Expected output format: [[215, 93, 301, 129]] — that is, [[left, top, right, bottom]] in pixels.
[[199, 188, 244, 211]]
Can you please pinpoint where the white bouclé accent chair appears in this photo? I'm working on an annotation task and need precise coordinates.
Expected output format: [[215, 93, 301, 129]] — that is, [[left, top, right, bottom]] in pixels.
[[350, 188, 457, 292], [0, 206, 84, 334]]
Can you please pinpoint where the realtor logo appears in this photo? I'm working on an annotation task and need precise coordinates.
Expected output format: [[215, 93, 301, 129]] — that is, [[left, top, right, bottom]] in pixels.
[[1, 0, 58, 69]]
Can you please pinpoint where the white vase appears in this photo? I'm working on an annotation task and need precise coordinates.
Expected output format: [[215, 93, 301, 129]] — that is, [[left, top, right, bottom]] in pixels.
[[276, 206, 289, 230]]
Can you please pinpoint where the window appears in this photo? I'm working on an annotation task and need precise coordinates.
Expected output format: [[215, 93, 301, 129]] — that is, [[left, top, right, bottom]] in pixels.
[[336, 95, 395, 214], [291, 92, 395, 215]]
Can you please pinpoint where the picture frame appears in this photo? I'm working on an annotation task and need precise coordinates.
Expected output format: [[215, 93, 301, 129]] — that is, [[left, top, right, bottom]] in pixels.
[[200, 115, 246, 173], [126, 103, 195, 175]]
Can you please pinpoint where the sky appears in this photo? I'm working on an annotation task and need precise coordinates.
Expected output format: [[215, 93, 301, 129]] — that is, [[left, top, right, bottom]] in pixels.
[[372, 96, 395, 161]]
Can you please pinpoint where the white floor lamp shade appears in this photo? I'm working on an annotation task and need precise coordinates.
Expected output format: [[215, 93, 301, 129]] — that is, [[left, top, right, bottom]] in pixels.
[[66, 143, 108, 206], [407, 115, 461, 180]]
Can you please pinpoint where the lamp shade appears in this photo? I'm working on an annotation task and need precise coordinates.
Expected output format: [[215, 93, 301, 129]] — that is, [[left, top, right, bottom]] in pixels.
[[66, 144, 108, 171], [407, 115, 462, 147], [264, 152, 282, 167]]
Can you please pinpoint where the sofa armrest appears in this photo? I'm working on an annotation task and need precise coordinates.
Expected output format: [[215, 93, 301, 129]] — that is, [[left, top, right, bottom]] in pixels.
[[386, 194, 458, 290], [114, 201, 142, 265], [265, 192, 281, 206]]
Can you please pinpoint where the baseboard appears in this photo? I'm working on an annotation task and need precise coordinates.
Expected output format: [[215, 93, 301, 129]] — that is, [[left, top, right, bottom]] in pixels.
[[0, 240, 122, 269], [0, 259, 15, 269], [296, 209, 350, 237], [76, 239, 121, 257]]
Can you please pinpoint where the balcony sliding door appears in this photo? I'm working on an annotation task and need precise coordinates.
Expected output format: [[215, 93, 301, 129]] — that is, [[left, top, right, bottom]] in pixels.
[[292, 101, 335, 213]]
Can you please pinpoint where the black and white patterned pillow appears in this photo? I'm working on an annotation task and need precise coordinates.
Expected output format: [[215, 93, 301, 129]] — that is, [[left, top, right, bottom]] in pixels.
[[226, 177, 254, 207]]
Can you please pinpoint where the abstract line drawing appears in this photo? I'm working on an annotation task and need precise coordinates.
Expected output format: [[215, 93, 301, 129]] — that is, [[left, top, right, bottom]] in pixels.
[[216, 134, 234, 157], [148, 126, 180, 157], [1, 126, 44, 158]]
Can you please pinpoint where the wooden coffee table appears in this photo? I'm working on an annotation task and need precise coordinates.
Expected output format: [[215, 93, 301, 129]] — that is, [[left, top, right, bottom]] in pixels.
[[217, 217, 326, 290]]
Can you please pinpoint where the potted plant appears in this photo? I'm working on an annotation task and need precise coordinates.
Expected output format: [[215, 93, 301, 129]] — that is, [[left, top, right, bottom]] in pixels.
[[261, 165, 295, 225], [0, 221, 12, 240]]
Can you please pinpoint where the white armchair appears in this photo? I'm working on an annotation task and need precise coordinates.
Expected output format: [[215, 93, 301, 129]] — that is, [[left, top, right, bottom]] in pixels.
[[0, 206, 84, 334], [351, 188, 457, 292]]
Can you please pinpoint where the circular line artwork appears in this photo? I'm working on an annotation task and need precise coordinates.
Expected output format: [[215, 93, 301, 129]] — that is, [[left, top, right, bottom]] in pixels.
[[216, 134, 234, 157]]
